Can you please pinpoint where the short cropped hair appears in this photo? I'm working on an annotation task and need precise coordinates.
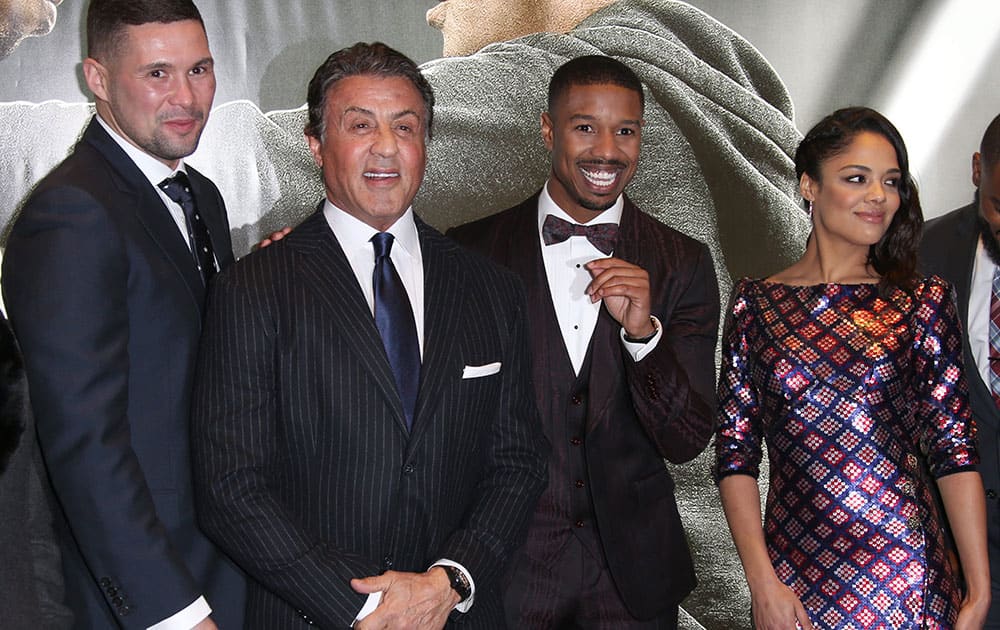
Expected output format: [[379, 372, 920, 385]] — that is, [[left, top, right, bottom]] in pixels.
[[547, 55, 645, 114], [305, 42, 435, 141], [86, 0, 204, 61], [980, 113, 1000, 170]]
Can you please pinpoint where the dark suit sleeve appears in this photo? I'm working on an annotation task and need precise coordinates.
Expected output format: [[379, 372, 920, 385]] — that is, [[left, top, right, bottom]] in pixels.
[[434, 272, 549, 593], [624, 242, 719, 464], [191, 266, 379, 628], [2, 187, 201, 628]]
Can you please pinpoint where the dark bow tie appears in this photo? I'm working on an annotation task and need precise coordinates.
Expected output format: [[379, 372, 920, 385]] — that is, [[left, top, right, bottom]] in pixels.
[[542, 214, 618, 255]]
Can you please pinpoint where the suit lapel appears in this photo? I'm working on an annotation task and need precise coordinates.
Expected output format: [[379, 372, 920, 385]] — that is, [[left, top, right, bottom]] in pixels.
[[83, 120, 206, 313], [289, 209, 409, 434], [950, 205, 1000, 430], [408, 220, 465, 446], [186, 168, 234, 268]]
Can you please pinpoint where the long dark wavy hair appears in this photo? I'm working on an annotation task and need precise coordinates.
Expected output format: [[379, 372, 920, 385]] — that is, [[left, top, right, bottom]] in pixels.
[[795, 107, 922, 294]]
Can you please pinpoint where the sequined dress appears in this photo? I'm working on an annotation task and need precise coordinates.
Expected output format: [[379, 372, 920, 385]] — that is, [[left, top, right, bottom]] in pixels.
[[714, 277, 977, 629]]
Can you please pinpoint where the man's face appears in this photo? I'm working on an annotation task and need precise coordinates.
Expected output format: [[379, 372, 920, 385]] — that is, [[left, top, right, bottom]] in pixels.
[[83, 20, 216, 169], [541, 83, 642, 223], [975, 152, 1000, 252], [307, 75, 428, 232], [0, 0, 61, 58], [426, 0, 543, 57]]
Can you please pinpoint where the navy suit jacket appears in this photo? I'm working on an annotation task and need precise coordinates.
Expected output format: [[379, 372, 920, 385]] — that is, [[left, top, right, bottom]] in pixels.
[[448, 193, 720, 619], [2, 118, 245, 629], [191, 209, 549, 629]]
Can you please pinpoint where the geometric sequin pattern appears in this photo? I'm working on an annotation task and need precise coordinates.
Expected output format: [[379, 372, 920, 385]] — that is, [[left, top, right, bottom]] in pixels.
[[714, 277, 977, 628]]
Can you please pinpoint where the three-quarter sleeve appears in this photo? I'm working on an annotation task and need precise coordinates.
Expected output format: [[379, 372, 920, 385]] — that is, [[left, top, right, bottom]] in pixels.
[[911, 276, 978, 477], [713, 279, 764, 481]]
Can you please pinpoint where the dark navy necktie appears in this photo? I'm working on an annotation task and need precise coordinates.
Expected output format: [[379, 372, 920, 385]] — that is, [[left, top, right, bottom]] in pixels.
[[371, 232, 420, 430], [159, 172, 216, 284], [541, 214, 619, 255]]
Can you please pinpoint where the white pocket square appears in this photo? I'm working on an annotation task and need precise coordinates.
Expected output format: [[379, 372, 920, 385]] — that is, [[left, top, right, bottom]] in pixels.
[[462, 362, 502, 379]]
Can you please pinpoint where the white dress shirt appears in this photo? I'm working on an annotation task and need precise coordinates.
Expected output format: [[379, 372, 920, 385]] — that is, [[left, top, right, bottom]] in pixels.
[[322, 201, 425, 357], [968, 236, 994, 387], [94, 116, 212, 630], [321, 202, 474, 620], [537, 182, 660, 376]]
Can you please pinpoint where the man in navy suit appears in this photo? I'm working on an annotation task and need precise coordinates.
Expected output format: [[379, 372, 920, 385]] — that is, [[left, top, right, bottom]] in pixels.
[[449, 55, 719, 629], [2, 0, 244, 627], [920, 112, 1000, 628], [191, 42, 548, 629]]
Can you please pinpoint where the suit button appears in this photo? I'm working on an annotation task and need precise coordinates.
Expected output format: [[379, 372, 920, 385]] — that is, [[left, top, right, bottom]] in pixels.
[[402, 463, 415, 475], [100, 577, 111, 588], [988, 489, 997, 500], [113, 596, 123, 607], [108, 587, 118, 597], [575, 520, 585, 528], [575, 479, 585, 488], [571, 395, 583, 405], [383, 556, 393, 569], [570, 437, 582, 446], [119, 604, 131, 616]]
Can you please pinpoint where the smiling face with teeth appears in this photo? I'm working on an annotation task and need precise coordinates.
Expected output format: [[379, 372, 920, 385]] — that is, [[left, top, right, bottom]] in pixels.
[[307, 74, 428, 231], [541, 82, 643, 224]]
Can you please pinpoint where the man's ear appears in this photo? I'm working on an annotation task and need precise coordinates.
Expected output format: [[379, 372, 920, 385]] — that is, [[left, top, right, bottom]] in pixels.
[[306, 133, 324, 169], [541, 111, 554, 151], [82, 57, 110, 102], [973, 152, 982, 189]]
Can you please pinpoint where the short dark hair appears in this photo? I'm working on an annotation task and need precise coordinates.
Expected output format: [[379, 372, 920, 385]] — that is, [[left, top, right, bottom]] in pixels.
[[980, 113, 1000, 170], [547, 55, 645, 115], [305, 42, 435, 141], [795, 106, 922, 293], [86, 0, 205, 61]]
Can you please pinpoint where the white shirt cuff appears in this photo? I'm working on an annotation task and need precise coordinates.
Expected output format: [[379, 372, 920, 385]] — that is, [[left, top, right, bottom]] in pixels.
[[353, 591, 383, 626], [620, 315, 662, 362], [145, 596, 210, 630], [431, 558, 475, 613]]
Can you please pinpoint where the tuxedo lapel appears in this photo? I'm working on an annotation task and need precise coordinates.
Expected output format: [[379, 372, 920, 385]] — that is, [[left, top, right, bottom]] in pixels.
[[83, 120, 205, 313], [408, 221, 464, 445], [288, 210, 409, 435]]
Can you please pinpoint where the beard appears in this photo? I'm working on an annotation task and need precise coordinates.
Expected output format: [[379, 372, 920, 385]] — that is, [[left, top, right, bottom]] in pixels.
[[976, 213, 1000, 266]]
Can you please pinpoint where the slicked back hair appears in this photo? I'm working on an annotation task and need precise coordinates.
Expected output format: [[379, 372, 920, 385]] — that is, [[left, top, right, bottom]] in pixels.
[[305, 42, 435, 141], [795, 106, 922, 294], [980, 113, 1000, 170], [547, 55, 645, 115], [87, 0, 205, 62]]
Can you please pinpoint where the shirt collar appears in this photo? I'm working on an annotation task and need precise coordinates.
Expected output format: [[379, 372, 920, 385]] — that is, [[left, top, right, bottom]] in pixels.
[[322, 200, 420, 260], [536, 180, 624, 233], [96, 115, 186, 186]]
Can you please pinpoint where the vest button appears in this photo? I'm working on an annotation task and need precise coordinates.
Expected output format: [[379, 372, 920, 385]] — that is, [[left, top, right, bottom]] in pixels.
[[988, 489, 998, 500], [575, 520, 585, 528], [570, 437, 582, 446], [575, 479, 585, 488], [571, 395, 583, 405]]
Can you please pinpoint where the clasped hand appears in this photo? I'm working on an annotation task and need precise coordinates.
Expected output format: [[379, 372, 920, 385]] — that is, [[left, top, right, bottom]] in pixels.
[[352, 567, 458, 630]]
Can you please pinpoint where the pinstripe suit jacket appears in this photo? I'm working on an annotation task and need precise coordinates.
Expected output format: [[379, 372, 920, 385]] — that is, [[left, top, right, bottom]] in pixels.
[[191, 209, 548, 629]]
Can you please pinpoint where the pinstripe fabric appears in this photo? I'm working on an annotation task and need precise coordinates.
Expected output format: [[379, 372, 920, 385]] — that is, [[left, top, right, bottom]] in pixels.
[[191, 209, 548, 629]]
